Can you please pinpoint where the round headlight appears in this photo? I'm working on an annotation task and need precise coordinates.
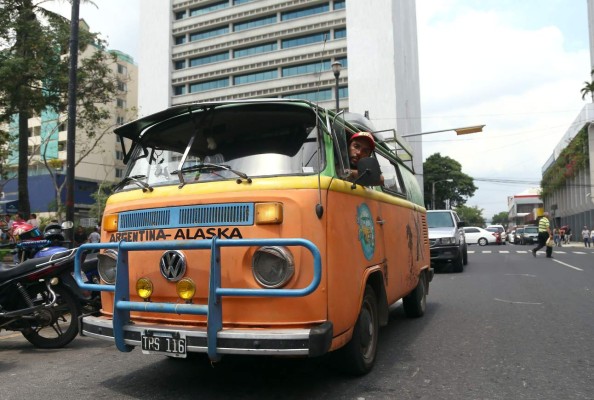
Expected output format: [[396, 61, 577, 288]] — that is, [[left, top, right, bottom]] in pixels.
[[136, 278, 153, 299], [176, 278, 196, 301], [252, 246, 295, 288], [97, 249, 118, 284]]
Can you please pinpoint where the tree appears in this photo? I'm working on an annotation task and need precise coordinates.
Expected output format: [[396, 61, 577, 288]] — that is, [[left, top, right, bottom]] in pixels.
[[491, 211, 508, 226], [423, 153, 477, 209], [0, 1, 120, 217], [580, 69, 594, 102], [454, 205, 485, 227]]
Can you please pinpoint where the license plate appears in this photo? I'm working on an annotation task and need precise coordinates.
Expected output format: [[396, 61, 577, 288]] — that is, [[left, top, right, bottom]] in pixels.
[[141, 330, 187, 358]]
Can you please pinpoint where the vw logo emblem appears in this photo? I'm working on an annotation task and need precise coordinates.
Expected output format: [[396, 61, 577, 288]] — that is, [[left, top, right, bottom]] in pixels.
[[160, 251, 186, 282]]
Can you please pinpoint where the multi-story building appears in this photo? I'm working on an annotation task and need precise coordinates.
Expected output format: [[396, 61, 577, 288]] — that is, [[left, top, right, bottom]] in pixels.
[[1, 20, 138, 220], [138, 0, 423, 177], [507, 188, 544, 228]]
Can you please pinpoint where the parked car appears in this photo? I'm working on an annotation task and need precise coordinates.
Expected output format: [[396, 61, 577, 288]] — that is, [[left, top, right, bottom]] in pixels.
[[520, 225, 539, 244], [485, 227, 504, 245], [463, 226, 497, 246], [514, 227, 524, 244], [486, 225, 507, 242], [508, 230, 516, 244]]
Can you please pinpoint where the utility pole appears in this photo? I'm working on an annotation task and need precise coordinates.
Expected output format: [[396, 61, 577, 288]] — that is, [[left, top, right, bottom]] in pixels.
[[65, 0, 80, 242]]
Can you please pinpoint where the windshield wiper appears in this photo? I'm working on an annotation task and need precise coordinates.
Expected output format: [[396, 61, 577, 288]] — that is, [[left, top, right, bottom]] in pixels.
[[172, 163, 252, 187], [113, 175, 154, 192]]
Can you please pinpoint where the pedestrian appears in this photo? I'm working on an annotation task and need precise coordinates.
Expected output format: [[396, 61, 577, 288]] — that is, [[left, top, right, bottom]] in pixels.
[[74, 226, 87, 247], [565, 226, 572, 244], [532, 212, 553, 258], [26, 213, 39, 228], [581, 226, 591, 248], [88, 226, 101, 243], [553, 228, 561, 247], [590, 229, 594, 247]]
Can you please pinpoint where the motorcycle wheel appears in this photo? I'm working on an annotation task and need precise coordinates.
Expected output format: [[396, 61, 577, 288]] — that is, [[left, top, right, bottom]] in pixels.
[[21, 284, 81, 349]]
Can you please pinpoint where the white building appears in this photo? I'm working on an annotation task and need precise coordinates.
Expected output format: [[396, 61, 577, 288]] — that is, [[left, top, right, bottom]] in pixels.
[[138, 0, 423, 177]]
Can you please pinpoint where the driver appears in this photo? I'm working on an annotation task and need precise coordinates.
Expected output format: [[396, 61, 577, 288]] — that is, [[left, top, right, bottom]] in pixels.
[[346, 132, 382, 184]]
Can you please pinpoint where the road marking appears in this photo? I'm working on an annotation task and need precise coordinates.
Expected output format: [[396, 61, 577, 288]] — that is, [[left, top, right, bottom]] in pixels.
[[552, 259, 583, 271], [500, 251, 510, 253], [505, 273, 536, 277], [517, 251, 528, 253], [468, 251, 475, 254], [494, 298, 542, 305], [482, 251, 492, 254], [573, 252, 587, 255]]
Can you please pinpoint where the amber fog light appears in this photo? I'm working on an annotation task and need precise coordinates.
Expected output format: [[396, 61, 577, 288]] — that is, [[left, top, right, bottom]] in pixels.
[[252, 246, 294, 288], [136, 278, 153, 299], [176, 278, 196, 301]]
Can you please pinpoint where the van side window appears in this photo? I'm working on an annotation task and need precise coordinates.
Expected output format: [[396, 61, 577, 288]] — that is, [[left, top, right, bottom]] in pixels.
[[376, 153, 404, 195]]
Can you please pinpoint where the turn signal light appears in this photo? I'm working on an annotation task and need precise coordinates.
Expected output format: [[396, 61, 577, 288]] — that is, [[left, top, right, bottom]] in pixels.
[[255, 202, 283, 225], [103, 214, 118, 233]]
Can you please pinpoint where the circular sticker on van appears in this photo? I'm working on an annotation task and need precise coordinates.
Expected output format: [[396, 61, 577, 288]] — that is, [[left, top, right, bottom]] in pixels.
[[357, 203, 375, 260]]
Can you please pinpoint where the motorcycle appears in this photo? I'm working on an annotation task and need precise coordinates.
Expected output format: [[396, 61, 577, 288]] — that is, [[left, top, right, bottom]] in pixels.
[[0, 221, 100, 348], [0, 248, 83, 348]]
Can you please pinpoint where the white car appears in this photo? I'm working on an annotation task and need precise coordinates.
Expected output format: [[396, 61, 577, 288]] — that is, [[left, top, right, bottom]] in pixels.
[[486, 224, 507, 241], [463, 227, 497, 246]]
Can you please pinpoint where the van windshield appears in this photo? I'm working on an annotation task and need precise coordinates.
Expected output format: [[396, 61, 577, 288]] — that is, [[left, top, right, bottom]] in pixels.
[[119, 103, 324, 190]]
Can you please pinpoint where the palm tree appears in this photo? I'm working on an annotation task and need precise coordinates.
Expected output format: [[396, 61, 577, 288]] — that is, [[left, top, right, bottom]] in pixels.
[[580, 69, 594, 102]]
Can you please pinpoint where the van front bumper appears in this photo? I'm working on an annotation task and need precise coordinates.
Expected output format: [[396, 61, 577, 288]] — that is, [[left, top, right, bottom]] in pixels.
[[81, 315, 333, 358]]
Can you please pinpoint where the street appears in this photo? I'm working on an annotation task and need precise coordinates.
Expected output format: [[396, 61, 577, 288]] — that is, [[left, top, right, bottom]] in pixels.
[[1, 244, 593, 400]]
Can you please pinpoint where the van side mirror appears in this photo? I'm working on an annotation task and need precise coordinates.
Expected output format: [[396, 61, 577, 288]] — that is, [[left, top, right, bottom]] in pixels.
[[352, 157, 382, 188]]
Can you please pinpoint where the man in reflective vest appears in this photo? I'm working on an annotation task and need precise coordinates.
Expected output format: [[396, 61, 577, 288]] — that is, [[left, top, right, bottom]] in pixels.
[[532, 212, 553, 258]]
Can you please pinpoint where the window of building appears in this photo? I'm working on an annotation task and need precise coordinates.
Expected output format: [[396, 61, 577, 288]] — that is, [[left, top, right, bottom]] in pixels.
[[376, 153, 404, 195], [175, 10, 186, 20], [116, 99, 126, 108], [117, 80, 127, 92], [116, 150, 124, 160], [189, 52, 229, 67], [339, 86, 348, 99], [282, 88, 332, 102], [189, 78, 229, 93], [335, 57, 348, 68], [115, 168, 124, 178], [190, 26, 229, 42], [334, 0, 346, 10], [117, 64, 127, 75], [282, 60, 330, 77], [233, 42, 277, 58], [174, 85, 187, 96], [175, 35, 187, 45], [281, 4, 330, 21], [281, 32, 328, 49], [233, 0, 253, 4], [116, 116, 125, 126], [58, 122, 66, 132], [334, 28, 346, 39], [58, 141, 66, 152], [174, 60, 186, 70], [190, 0, 228, 16], [234, 69, 278, 85], [233, 14, 277, 32]]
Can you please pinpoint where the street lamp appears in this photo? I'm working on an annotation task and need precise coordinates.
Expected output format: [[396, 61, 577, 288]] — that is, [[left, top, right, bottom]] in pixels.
[[432, 179, 453, 210], [401, 125, 485, 138], [331, 61, 342, 111]]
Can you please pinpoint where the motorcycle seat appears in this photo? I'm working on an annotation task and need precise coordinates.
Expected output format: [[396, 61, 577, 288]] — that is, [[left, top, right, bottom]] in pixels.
[[0, 255, 54, 282]]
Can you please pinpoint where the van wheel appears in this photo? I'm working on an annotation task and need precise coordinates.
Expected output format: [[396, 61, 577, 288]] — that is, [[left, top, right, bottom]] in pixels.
[[337, 285, 378, 376], [462, 245, 468, 265], [403, 273, 427, 318]]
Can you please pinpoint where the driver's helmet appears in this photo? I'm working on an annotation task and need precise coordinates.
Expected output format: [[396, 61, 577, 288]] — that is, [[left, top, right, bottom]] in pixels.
[[44, 223, 65, 242]]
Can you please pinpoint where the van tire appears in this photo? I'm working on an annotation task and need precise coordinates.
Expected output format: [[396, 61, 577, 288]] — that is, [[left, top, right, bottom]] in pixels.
[[463, 245, 468, 265], [337, 285, 379, 376], [403, 273, 427, 318]]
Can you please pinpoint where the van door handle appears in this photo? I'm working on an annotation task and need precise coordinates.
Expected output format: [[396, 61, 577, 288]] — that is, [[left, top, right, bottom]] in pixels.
[[376, 217, 384, 226]]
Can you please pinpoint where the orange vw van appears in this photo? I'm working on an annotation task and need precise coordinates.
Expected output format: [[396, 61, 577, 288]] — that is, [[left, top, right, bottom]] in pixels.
[[76, 99, 431, 375]]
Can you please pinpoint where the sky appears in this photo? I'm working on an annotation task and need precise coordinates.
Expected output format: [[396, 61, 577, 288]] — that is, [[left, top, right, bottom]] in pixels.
[[42, 0, 592, 221]]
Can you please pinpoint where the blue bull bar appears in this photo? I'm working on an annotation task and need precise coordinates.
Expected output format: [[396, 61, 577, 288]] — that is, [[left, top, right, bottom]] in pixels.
[[74, 237, 322, 361]]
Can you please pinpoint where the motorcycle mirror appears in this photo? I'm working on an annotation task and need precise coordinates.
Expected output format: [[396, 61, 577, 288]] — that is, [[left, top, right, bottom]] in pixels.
[[61, 221, 74, 230]]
